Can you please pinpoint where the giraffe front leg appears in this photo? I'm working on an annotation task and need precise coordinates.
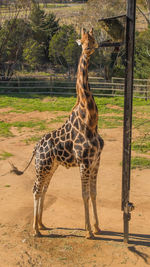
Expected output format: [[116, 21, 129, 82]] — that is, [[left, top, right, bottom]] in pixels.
[[90, 172, 101, 235], [80, 165, 94, 239], [82, 191, 94, 239], [33, 176, 45, 237], [35, 164, 58, 232], [33, 192, 42, 237], [38, 192, 47, 230], [38, 181, 51, 230]]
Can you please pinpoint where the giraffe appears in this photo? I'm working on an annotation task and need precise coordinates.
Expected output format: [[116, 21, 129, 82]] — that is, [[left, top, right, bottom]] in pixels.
[[11, 28, 104, 239]]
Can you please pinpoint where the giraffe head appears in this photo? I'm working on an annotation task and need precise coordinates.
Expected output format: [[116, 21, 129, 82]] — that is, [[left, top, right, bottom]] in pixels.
[[77, 28, 98, 56]]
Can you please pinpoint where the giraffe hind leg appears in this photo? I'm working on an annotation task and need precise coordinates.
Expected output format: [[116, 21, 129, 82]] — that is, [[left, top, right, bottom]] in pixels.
[[33, 163, 58, 236], [38, 189, 48, 230], [38, 176, 56, 230], [90, 166, 101, 235], [80, 164, 94, 239]]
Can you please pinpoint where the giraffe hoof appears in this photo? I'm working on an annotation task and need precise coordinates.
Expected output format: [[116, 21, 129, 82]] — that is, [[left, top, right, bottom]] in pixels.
[[93, 227, 102, 235], [39, 224, 48, 230], [94, 229, 102, 235], [86, 231, 95, 239], [33, 231, 42, 237]]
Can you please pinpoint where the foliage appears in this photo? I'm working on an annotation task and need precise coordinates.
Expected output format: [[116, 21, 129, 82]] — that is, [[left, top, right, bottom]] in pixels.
[[0, 18, 31, 79], [0, 18, 31, 61], [1, 0, 150, 79], [80, 0, 126, 28], [49, 25, 80, 74], [112, 47, 126, 78], [64, 32, 81, 75], [29, 2, 59, 62], [113, 28, 150, 79], [134, 29, 150, 79], [23, 39, 45, 69]]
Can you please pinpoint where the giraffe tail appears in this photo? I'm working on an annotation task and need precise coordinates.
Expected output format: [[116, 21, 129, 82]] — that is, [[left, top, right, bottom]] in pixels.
[[9, 151, 35, 176]]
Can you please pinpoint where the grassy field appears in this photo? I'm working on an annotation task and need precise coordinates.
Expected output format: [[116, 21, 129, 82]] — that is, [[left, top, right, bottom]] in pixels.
[[0, 95, 150, 169], [0, 3, 84, 29], [0, 2, 147, 32]]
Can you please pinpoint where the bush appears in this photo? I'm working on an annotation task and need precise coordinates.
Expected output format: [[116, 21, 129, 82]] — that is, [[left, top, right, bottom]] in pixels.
[[29, 2, 59, 61], [49, 25, 80, 75], [23, 39, 45, 70], [134, 29, 150, 79], [0, 18, 32, 79]]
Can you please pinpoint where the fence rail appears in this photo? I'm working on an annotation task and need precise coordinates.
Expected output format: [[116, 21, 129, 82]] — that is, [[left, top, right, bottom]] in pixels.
[[0, 76, 150, 99]]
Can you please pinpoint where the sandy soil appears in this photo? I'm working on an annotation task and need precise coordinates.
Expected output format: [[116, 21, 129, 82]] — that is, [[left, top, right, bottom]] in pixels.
[[0, 111, 150, 267]]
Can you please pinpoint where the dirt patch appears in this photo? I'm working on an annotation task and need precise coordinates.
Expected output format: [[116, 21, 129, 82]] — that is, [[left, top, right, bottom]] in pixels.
[[0, 111, 150, 267], [0, 110, 69, 123], [106, 104, 123, 111], [42, 97, 58, 103], [0, 107, 13, 113]]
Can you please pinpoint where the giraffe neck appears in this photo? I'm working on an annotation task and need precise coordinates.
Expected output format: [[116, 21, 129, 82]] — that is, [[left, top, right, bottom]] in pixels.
[[76, 52, 89, 100], [73, 52, 98, 132]]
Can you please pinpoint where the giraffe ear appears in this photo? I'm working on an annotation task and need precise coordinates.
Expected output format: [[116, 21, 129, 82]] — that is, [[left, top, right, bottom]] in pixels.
[[81, 28, 86, 37], [89, 28, 94, 36], [76, 39, 82, 46]]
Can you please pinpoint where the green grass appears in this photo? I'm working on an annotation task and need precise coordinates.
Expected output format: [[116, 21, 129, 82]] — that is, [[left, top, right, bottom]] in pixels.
[[40, 3, 69, 8], [131, 156, 150, 169], [0, 95, 149, 158], [0, 116, 68, 138], [132, 134, 150, 154], [0, 151, 13, 160], [0, 121, 14, 137], [0, 120, 47, 137], [23, 135, 41, 145], [0, 95, 76, 113], [50, 115, 68, 124], [12, 120, 47, 131], [98, 115, 123, 128], [1, 95, 149, 114], [132, 117, 150, 132]]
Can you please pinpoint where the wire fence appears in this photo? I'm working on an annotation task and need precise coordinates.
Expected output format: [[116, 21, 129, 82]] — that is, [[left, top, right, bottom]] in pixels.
[[0, 76, 150, 99]]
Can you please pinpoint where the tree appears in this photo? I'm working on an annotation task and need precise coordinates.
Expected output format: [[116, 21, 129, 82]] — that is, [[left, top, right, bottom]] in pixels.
[[80, 0, 126, 29], [113, 28, 150, 79], [137, 0, 150, 25], [0, 18, 31, 80], [23, 39, 45, 70], [29, 2, 59, 62], [49, 25, 80, 75], [79, 0, 126, 80], [64, 32, 81, 76], [134, 29, 150, 79], [29, 2, 46, 42]]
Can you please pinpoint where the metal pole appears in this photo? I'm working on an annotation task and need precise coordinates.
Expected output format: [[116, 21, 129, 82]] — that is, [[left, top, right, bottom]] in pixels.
[[122, 0, 136, 243]]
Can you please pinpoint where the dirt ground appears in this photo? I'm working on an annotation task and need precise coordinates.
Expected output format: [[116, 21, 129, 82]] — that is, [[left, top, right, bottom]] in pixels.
[[0, 110, 150, 267]]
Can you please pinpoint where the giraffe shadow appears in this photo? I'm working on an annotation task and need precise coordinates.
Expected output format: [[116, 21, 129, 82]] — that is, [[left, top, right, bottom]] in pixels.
[[93, 231, 150, 246], [40, 228, 150, 247], [37, 229, 150, 263], [40, 227, 85, 238]]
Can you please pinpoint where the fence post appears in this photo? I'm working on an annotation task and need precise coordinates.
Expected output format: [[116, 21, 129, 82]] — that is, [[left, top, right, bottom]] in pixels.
[[112, 77, 114, 96], [122, 0, 136, 243], [145, 81, 148, 101]]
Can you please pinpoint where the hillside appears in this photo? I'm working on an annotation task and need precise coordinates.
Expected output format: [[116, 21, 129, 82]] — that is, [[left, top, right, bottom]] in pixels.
[[0, 2, 149, 32]]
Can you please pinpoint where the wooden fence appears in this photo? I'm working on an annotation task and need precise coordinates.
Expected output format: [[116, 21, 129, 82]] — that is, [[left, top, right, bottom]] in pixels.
[[0, 76, 150, 99]]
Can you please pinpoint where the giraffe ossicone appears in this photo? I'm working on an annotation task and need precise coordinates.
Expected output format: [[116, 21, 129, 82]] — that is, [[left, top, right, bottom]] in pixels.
[[12, 28, 104, 239]]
